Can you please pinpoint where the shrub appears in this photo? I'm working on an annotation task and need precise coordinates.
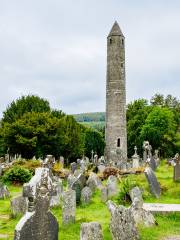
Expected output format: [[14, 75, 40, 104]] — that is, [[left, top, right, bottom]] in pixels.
[[117, 177, 139, 205], [2, 166, 32, 184], [103, 167, 119, 179]]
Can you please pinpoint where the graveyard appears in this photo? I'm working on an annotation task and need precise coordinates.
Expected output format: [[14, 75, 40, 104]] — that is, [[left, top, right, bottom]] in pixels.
[[0, 3, 180, 239], [0, 154, 180, 239]]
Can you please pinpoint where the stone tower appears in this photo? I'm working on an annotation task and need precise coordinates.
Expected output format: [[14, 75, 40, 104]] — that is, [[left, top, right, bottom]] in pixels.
[[105, 21, 127, 166]]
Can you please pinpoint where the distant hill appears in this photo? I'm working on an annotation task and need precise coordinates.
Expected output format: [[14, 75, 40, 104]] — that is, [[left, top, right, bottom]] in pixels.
[[73, 112, 105, 123]]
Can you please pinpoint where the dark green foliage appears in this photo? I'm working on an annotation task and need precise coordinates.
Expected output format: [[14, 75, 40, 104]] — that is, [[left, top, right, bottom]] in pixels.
[[2, 95, 50, 124], [140, 107, 176, 157], [117, 177, 138, 204], [83, 127, 105, 158], [2, 166, 32, 184], [127, 99, 151, 157]]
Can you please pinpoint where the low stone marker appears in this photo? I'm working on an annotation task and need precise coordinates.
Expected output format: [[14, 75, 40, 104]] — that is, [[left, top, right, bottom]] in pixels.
[[143, 203, 180, 214], [132, 146, 140, 169], [87, 173, 102, 192], [144, 167, 161, 198], [81, 187, 92, 205], [10, 195, 28, 217], [107, 200, 139, 240], [62, 189, 76, 224], [80, 222, 103, 240], [101, 186, 108, 203], [107, 175, 118, 198], [14, 167, 59, 240], [0, 183, 10, 199]]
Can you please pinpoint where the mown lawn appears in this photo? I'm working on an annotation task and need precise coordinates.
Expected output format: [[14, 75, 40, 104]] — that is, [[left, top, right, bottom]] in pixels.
[[0, 160, 180, 240]]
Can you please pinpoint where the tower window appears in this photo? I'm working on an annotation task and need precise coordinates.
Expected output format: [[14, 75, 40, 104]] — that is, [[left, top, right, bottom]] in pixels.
[[122, 39, 124, 46], [117, 138, 120, 147], [109, 38, 112, 44], [121, 63, 124, 68]]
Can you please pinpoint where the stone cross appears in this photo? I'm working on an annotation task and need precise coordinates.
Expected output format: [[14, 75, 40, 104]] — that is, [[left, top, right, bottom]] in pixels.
[[14, 168, 58, 240], [132, 146, 140, 169]]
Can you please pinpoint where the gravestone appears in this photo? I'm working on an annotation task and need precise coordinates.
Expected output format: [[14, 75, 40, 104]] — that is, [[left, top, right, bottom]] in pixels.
[[144, 167, 161, 198], [129, 187, 143, 206], [107, 201, 139, 240], [173, 153, 180, 181], [0, 183, 10, 199], [132, 146, 140, 169], [81, 187, 92, 205], [107, 175, 118, 198], [60, 156, 64, 168], [11, 195, 28, 217], [71, 180, 82, 204], [62, 189, 76, 224], [80, 222, 103, 240], [50, 178, 63, 207], [87, 173, 102, 192], [67, 174, 77, 188], [101, 186, 108, 203], [154, 150, 160, 167], [71, 162, 77, 174], [14, 168, 59, 240], [0, 163, 2, 176]]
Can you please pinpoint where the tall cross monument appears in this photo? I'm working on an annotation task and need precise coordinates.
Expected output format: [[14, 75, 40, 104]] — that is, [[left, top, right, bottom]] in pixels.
[[105, 21, 127, 166]]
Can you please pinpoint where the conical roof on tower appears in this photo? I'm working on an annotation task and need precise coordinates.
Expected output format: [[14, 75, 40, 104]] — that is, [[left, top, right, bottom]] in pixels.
[[108, 21, 124, 37]]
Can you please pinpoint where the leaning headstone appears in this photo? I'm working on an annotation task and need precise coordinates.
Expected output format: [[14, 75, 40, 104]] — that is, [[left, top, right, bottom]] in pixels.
[[81, 187, 92, 205], [62, 189, 76, 224], [173, 153, 180, 181], [10, 195, 28, 217], [14, 168, 59, 240], [0, 183, 10, 199], [144, 167, 161, 198], [107, 175, 118, 198], [107, 200, 139, 240], [80, 222, 104, 240]]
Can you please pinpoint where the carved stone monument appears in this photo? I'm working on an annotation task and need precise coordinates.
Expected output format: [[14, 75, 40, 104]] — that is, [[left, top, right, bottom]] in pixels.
[[14, 168, 59, 240]]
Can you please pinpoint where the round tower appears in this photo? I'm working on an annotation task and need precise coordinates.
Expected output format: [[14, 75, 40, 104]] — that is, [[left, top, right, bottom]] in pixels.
[[105, 21, 127, 166]]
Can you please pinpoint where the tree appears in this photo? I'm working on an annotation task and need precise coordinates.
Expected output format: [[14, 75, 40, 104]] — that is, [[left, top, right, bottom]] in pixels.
[[140, 107, 176, 157], [150, 93, 164, 106], [2, 95, 50, 124], [83, 127, 105, 158], [127, 99, 150, 157]]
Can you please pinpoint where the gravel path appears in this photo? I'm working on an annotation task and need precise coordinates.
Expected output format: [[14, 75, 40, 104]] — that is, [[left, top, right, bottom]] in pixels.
[[163, 236, 180, 240]]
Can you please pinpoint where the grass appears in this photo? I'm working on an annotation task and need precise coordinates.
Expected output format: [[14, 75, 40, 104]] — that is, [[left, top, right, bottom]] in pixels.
[[0, 160, 180, 239]]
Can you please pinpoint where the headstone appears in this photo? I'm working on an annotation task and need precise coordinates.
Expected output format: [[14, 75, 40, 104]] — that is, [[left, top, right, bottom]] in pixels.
[[80, 222, 103, 240], [43, 155, 55, 176], [107, 175, 118, 198], [98, 164, 106, 173], [101, 186, 108, 203], [173, 153, 180, 181], [71, 180, 82, 204], [0, 183, 10, 199], [154, 150, 160, 167], [130, 197, 155, 227], [71, 162, 77, 174], [0, 164, 2, 176], [87, 173, 102, 192], [143, 141, 152, 162], [50, 178, 63, 207], [81, 187, 92, 205], [129, 187, 143, 206], [132, 146, 140, 169], [14, 168, 59, 240], [144, 167, 161, 198], [67, 174, 77, 188], [107, 200, 139, 240], [10, 195, 28, 217], [62, 189, 76, 224]]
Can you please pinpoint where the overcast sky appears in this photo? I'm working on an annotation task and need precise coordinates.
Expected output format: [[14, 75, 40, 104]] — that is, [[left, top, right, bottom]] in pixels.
[[0, 1, 179, 116]]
